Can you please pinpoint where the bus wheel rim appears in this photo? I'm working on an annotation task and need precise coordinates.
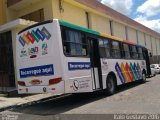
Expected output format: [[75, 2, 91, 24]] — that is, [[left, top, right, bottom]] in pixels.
[[142, 73, 146, 80], [108, 78, 114, 91]]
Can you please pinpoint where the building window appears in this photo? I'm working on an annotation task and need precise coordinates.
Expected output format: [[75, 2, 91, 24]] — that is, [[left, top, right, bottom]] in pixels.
[[99, 38, 111, 58], [21, 9, 44, 22], [61, 27, 88, 56]]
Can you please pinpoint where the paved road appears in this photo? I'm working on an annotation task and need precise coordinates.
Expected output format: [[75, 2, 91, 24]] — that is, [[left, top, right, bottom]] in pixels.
[[1, 75, 160, 120]]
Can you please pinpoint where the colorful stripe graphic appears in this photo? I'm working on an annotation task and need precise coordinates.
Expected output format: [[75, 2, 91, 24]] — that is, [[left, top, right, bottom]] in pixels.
[[41, 27, 51, 40], [18, 27, 51, 46], [137, 63, 142, 79], [128, 64, 134, 81], [23, 34, 30, 45], [134, 63, 140, 80], [125, 63, 134, 82], [26, 32, 35, 44], [115, 62, 125, 84], [116, 62, 142, 83], [130, 63, 137, 80], [121, 63, 130, 83], [31, 30, 40, 42], [36, 28, 45, 41], [19, 36, 25, 47]]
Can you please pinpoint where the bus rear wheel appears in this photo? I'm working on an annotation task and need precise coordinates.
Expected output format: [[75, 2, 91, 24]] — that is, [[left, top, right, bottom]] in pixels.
[[105, 75, 116, 95]]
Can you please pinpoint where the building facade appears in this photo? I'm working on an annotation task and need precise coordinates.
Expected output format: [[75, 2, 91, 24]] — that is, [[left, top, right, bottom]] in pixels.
[[0, 0, 6, 25], [0, 0, 160, 92]]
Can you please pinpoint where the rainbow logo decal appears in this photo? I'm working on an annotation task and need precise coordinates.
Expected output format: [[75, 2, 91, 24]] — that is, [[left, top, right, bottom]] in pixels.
[[115, 62, 142, 84], [18, 27, 51, 47]]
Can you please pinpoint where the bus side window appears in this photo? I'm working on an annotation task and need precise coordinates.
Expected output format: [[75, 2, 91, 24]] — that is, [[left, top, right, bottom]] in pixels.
[[142, 48, 147, 59], [138, 47, 143, 59], [82, 35, 88, 56], [104, 39, 111, 58], [130, 45, 138, 59], [120, 43, 125, 59], [123, 43, 131, 59], [61, 27, 70, 55], [61, 27, 88, 56], [98, 38, 111, 58], [99, 39, 106, 58], [135, 46, 139, 59], [111, 41, 121, 58]]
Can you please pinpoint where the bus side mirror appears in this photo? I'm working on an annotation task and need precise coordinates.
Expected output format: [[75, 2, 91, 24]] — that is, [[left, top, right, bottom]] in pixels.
[[149, 52, 152, 57]]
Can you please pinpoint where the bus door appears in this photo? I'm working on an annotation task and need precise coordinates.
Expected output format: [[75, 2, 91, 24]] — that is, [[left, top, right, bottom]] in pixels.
[[143, 48, 151, 76], [88, 37, 103, 90]]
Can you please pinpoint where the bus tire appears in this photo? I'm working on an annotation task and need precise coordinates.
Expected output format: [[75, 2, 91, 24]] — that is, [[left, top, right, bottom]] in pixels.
[[141, 71, 146, 82], [105, 75, 116, 95]]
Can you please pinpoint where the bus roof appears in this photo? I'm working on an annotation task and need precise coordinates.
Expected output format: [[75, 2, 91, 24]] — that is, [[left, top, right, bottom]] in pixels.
[[59, 20, 145, 48]]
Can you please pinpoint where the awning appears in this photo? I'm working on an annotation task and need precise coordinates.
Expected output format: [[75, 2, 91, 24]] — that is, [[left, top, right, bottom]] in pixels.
[[0, 19, 36, 33]]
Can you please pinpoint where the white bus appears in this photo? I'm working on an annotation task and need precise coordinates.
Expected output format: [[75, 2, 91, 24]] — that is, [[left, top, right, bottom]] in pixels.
[[16, 19, 151, 95]]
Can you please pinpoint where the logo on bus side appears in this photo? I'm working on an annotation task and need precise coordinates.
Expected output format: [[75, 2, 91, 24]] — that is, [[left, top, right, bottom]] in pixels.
[[73, 80, 79, 91], [28, 46, 39, 58], [18, 27, 51, 47], [42, 42, 48, 55], [115, 62, 142, 84], [20, 48, 27, 57], [70, 79, 90, 91]]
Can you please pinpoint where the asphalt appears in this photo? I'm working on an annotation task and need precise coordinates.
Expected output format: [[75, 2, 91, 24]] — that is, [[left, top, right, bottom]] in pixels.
[[1, 75, 160, 120]]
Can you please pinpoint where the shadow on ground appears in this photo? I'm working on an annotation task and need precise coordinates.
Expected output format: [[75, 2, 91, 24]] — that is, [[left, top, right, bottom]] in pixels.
[[11, 80, 150, 116]]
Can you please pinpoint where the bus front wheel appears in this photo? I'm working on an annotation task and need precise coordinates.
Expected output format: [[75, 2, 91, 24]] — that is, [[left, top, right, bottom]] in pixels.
[[142, 72, 146, 82], [105, 75, 116, 95]]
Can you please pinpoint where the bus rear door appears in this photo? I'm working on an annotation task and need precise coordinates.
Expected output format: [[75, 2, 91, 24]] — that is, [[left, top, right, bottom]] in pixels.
[[88, 37, 103, 90], [143, 48, 151, 76]]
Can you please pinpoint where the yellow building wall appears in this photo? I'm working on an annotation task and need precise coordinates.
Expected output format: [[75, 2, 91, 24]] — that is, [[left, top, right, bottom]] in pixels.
[[6, 9, 18, 22], [146, 34, 152, 51], [51, 0, 61, 20], [137, 31, 145, 46], [54, 1, 87, 28], [6, 0, 53, 22], [90, 13, 110, 34], [112, 21, 126, 40], [0, 0, 6, 24], [151, 37, 157, 55], [53, 0, 110, 33], [127, 27, 137, 43], [18, 0, 53, 21]]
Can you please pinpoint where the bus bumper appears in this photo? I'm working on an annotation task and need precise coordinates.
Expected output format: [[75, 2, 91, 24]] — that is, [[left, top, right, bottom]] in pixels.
[[18, 81, 65, 94]]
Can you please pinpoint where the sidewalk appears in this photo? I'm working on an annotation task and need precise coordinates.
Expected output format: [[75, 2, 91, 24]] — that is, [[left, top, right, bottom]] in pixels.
[[0, 93, 57, 112]]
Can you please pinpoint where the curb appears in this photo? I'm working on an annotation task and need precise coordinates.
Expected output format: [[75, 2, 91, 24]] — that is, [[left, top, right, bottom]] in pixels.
[[0, 94, 70, 112]]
